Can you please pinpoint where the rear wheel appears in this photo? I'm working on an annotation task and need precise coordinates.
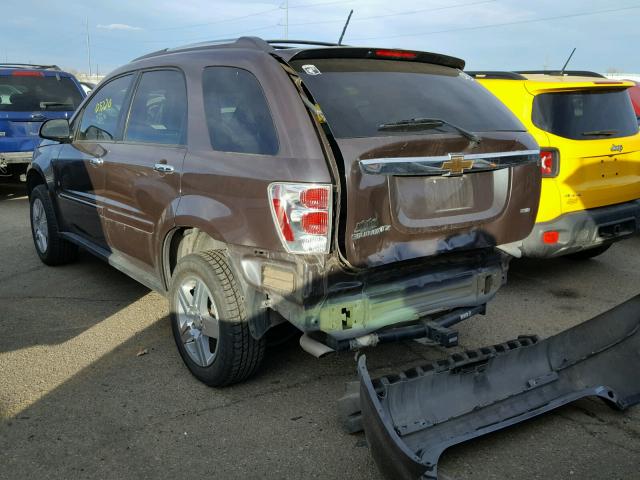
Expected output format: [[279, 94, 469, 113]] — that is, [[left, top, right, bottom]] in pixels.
[[29, 184, 78, 265], [169, 250, 265, 386], [565, 244, 611, 260]]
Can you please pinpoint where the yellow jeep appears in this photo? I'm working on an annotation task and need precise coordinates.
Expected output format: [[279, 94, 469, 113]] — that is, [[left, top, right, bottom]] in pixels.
[[471, 70, 640, 258]]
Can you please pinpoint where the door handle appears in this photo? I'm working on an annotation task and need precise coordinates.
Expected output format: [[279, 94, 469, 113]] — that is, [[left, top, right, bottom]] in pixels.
[[153, 163, 175, 174], [89, 158, 104, 166]]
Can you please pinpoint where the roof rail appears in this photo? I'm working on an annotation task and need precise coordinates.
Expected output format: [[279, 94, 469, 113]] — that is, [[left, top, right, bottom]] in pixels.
[[0, 63, 61, 70], [266, 39, 344, 49], [131, 37, 346, 62], [516, 70, 605, 78], [465, 71, 527, 80], [133, 37, 278, 61]]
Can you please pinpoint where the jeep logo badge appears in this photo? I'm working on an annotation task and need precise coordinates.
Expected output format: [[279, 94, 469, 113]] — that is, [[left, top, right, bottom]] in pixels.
[[441, 154, 474, 176], [611, 144, 623, 153]]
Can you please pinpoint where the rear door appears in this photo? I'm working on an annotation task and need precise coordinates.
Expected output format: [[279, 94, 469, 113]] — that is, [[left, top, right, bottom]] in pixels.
[[102, 69, 187, 276], [530, 87, 640, 212], [0, 70, 83, 154], [289, 54, 540, 268]]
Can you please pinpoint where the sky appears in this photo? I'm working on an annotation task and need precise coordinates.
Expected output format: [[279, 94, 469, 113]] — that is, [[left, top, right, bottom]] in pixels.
[[2, 0, 640, 76]]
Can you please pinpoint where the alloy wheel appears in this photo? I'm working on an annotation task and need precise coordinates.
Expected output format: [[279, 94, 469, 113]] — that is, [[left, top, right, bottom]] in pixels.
[[31, 197, 48, 254], [175, 276, 220, 367]]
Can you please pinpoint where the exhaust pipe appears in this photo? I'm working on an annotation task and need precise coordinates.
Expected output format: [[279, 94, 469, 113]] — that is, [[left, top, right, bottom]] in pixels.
[[299, 334, 335, 358]]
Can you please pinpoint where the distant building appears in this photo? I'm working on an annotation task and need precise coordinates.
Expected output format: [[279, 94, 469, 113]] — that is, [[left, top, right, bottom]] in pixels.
[[75, 73, 106, 85]]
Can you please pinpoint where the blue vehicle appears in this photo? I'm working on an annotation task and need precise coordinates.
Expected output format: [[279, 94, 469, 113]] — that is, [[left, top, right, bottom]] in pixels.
[[0, 64, 85, 182]]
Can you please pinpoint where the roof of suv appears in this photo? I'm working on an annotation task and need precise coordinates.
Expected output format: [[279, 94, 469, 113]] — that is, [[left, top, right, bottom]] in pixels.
[[0, 63, 75, 78], [468, 70, 635, 94], [131, 36, 466, 70]]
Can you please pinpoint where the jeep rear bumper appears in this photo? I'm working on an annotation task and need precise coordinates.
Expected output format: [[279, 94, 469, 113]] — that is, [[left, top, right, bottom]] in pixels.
[[521, 200, 640, 257], [359, 294, 640, 480]]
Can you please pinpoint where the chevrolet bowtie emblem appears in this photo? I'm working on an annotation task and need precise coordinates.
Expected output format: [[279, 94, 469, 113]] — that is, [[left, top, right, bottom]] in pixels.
[[441, 154, 474, 176]]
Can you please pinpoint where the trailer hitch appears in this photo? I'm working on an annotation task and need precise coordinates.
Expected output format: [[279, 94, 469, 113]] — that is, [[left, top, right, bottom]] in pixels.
[[355, 294, 640, 480], [328, 305, 486, 352]]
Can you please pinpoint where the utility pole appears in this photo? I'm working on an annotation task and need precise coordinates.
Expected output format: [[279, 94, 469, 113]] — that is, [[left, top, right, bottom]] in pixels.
[[281, 0, 288, 39], [86, 17, 92, 78]]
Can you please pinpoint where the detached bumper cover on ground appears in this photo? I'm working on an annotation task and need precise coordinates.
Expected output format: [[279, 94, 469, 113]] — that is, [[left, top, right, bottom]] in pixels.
[[359, 294, 640, 480]]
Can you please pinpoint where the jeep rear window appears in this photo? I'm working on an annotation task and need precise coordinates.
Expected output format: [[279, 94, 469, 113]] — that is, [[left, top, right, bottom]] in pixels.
[[290, 58, 524, 139], [532, 89, 639, 140], [0, 75, 83, 112]]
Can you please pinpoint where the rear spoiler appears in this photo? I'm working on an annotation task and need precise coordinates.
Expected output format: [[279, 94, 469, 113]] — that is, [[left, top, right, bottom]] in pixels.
[[275, 47, 465, 70], [359, 149, 539, 176], [358, 294, 640, 479]]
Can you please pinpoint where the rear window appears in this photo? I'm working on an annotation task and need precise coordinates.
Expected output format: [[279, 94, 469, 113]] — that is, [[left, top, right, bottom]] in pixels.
[[125, 70, 187, 145], [290, 58, 524, 139], [0, 75, 83, 112], [202, 67, 278, 155], [532, 89, 639, 140]]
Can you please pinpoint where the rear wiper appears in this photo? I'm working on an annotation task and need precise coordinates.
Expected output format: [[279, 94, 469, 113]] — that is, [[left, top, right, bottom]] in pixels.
[[581, 129, 618, 137], [378, 117, 481, 144]]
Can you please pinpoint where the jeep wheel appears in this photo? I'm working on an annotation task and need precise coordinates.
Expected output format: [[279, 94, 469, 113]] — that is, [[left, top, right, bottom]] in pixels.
[[565, 244, 611, 260], [29, 185, 78, 265], [169, 251, 265, 386]]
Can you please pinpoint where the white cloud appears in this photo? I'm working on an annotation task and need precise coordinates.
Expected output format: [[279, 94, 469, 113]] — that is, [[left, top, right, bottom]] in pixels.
[[97, 23, 142, 31]]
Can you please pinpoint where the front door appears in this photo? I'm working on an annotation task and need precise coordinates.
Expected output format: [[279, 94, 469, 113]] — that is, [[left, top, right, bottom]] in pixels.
[[53, 74, 135, 248], [103, 69, 187, 277]]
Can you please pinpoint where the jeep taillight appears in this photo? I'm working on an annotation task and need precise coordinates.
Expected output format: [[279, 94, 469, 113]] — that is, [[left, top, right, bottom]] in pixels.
[[540, 149, 559, 177], [268, 183, 332, 254]]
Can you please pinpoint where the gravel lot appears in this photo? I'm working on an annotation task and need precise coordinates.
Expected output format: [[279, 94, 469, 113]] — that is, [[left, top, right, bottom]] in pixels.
[[1, 182, 639, 480]]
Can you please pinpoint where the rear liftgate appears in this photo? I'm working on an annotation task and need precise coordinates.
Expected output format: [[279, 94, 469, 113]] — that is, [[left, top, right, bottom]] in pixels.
[[352, 294, 640, 480]]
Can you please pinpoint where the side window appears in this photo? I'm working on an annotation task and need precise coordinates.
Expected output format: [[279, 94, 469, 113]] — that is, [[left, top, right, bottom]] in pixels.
[[202, 67, 278, 155], [78, 75, 133, 141], [125, 70, 187, 145]]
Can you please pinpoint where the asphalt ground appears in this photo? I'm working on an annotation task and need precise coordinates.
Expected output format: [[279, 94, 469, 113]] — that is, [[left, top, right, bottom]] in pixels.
[[1, 182, 639, 480]]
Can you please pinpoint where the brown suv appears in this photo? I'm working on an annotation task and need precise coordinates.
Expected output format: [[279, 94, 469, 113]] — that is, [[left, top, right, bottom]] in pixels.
[[27, 38, 541, 386]]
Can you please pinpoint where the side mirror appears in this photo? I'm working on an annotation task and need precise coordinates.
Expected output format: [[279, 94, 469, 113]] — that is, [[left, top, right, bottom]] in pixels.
[[39, 118, 71, 143]]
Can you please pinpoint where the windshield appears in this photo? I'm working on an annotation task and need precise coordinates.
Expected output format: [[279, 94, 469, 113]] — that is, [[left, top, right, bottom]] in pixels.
[[0, 75, 83, 112], [290, 58, 525, 139], [532, 89, 639, 140]]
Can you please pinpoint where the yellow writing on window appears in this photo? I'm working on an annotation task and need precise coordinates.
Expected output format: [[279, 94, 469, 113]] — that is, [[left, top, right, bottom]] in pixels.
[[95, 98, 112, 114]]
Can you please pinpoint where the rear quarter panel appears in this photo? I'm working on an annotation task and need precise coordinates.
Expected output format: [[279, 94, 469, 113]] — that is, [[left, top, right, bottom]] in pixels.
[[168, 49, 332, 252]]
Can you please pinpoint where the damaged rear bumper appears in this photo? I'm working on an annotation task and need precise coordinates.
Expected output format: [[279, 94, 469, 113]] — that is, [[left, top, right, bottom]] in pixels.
[[297, 250, 507, 340], [358, 294, 640, 480]]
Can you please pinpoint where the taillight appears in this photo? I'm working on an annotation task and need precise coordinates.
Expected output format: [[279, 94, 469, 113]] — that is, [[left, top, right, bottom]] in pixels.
[[542, 231, 559, 244], [300, 187, 329, 209], [540, 149, 559, 177], [268, 183, 332, 253], [271, 198, 294, 242], [374, 49, 417, 60], [301, 211, 328, 235], [11, 70, 44, 77]]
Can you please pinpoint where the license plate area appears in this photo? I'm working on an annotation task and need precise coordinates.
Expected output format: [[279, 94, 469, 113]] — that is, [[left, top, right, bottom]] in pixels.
[[389, 169, 509, 231]]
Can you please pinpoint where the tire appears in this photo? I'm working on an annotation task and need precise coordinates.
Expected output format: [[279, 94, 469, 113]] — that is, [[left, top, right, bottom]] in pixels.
[[29, 184, 78, 265], [565, 244, 611, 260], [169, 250, 266, 387]]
